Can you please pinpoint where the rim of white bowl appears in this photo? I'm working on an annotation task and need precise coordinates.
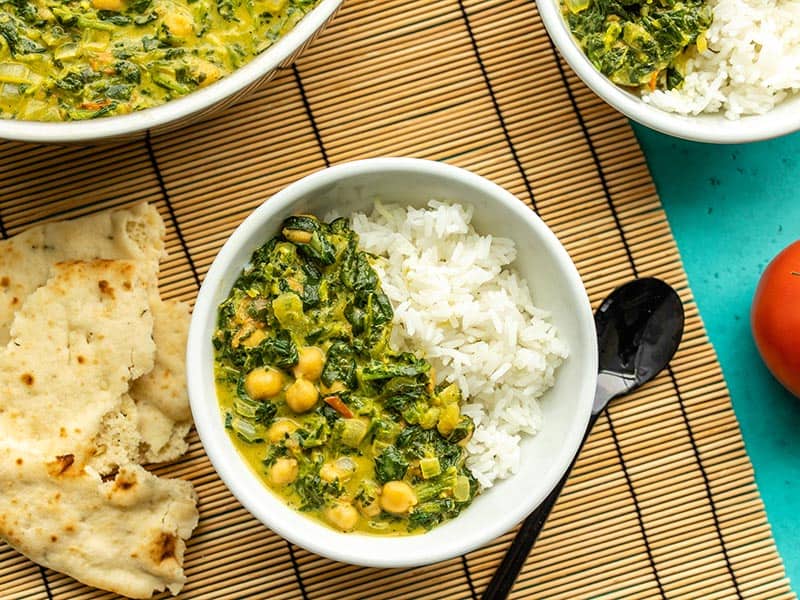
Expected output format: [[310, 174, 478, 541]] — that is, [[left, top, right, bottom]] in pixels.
[[0, 0, 342, 144], [536, 0, 800, 144], [187, 157, 598, 567]]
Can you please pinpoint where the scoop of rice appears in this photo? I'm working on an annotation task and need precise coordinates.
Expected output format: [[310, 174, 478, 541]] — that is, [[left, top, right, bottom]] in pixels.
[[350, 201, 568, 488], [643, 0, 800, 119]]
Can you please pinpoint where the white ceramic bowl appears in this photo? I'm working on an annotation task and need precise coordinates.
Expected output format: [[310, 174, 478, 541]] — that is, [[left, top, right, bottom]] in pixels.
[[536, 0, 800, 143], [0, 0, 341, 145], [187, 157, 597, 567]]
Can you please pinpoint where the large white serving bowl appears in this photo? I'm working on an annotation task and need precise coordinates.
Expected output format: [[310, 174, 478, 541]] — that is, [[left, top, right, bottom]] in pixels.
[[187, 157, 598, 568], [0, 0, 341, 145], [536, 0, 800, 143]]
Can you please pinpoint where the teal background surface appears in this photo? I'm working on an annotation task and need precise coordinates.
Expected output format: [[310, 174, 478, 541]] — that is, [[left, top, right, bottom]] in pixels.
[[632, 124, 800, 593]]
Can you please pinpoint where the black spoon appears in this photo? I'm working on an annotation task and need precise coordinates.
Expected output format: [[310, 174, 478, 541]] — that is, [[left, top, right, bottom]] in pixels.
[[481, 277, 685, 600]]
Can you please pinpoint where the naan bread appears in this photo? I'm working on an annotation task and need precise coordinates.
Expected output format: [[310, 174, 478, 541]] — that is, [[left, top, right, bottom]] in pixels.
[[0, 452, 197, 599], [0, 260, 155, 461], [0, 203, 164, 345], [0, 203, 191, 465], [0, 260, 197, 598]]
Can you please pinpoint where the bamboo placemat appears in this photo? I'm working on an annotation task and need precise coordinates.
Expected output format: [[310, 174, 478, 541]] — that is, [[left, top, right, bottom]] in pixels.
[[0, 1, 795, 598]]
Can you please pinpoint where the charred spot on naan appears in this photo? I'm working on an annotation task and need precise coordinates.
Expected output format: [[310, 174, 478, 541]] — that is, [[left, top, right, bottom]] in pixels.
[[98, 279, 115, 299], [53, 260, 138, 298], [113, 470, 137, 491], [104, 466, 148, 507], [150, 532, 179, 564], [46, 454, 79, 477]]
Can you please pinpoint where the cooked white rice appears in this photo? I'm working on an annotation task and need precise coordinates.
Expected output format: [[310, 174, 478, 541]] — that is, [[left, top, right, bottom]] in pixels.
[[350, 201, 568, 489], [643, 0, 800, 119]]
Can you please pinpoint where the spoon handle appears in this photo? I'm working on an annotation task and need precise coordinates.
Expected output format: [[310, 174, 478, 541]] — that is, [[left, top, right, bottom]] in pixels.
[[480, 411, 600, 600]]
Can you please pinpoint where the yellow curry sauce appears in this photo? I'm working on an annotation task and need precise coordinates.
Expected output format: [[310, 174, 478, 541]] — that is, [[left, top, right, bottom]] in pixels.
[[0, 0, 319, 120], [213, 215, 478, 534]]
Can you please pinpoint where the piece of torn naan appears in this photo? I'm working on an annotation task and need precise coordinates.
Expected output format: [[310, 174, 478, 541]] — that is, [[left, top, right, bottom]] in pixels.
[[0, 203, 191, 464], [0, 453, 197, 599], [0, 260, 155, 460]]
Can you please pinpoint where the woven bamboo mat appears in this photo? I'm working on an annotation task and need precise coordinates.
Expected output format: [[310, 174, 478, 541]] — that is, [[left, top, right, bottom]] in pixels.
[[0, 0, 795, 598]]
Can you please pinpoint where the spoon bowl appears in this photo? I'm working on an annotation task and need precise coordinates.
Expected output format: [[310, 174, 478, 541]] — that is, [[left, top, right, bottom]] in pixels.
[[594, 277, 685, 412]]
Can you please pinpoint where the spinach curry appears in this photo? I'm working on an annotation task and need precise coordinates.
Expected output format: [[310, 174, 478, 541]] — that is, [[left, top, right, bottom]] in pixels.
[[563, 0, 712, 90], [214, 215, 478, 534], [0, 0, 319, 121]]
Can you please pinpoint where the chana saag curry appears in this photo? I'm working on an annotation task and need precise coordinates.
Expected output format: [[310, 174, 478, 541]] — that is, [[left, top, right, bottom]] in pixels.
[[213, 215, 478, 534], [563, 0, 712, 91], [0, 0, 319, 120]]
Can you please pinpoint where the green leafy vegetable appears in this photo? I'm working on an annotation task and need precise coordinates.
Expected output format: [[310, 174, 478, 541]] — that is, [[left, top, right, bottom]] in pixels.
[[259, 330, 299, 369], [114, 60, 141, 84], [396, 426, 465, 472], [254, 401, 277, 426], [340, 242, 378, 293], [55, 71, 84, 93], [321, 341, 356, 388], [446, 415, 475, 445], [408, 498, 458, 530], [374, 445, 408, 484], [98, 11, 133, 25], [293, 460, 344, 511], [0, 20, 45, 55], [361, 354, 430, 381]]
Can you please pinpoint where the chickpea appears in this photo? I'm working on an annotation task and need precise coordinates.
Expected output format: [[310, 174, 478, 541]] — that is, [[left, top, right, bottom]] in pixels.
[[379, 481, 418, 515], [319, 462, 340, 483], [162, 12, 194, 37], [282, 228, 313, 244], [268, 419, 297, 443], [269, 458, 298, 486], [294, 346, 324, 381], [285, 378, 318, 413], [245, 367, 283, 400], [324, 503, 360, 532], [91, 0, 124, 9], [319, 459, 354, 483]]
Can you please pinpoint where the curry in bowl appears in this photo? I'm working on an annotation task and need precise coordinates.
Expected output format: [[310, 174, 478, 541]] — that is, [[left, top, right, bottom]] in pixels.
[[214, 215, 478, 534], [0, 0, 319, 121]]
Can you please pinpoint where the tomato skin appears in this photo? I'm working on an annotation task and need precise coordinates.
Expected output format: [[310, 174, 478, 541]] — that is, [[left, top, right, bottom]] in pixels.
[[751, 240, 800, 398]]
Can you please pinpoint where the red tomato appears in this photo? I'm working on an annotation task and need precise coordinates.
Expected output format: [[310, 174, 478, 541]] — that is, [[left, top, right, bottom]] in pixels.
[[751, 240, 800, 398]]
